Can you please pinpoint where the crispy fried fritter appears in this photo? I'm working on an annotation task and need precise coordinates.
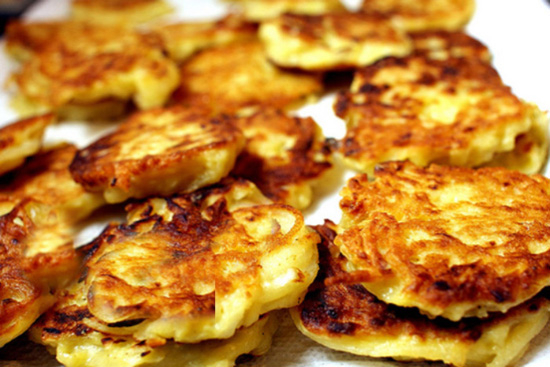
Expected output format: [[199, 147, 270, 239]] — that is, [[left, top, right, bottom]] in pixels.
[[10, 24, 179, 118], [337, 161, 550, 320], [70, 107, 245, 204], [173, 41, 323, 114], [55, 178, 317, 344], [230, 108, 332, 209], [227, 0, 345, 22], [410, 30, 491, 62], [30, 277, 279, 367], [0, 200, 81, 347], [334, 54, 549, 175], [291, 222, 550, 367], [360, 0, 475, 32], [153, 15, 258, 63], [71, 0, 173, 26], [4, 20, 82, 63], [0, 114, 53, 176], [0, 143, 105, 224], [259, 12, 412, 71]]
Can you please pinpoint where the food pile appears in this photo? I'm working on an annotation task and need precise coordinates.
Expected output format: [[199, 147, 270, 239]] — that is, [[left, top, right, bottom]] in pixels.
[[0, 0, 549, 367]]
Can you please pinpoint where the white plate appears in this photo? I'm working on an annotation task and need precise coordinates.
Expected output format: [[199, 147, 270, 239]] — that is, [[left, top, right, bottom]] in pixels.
[[0, 1, 549, 366]]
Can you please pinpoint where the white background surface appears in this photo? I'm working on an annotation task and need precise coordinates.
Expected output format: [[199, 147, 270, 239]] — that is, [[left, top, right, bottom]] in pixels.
[[0, 0, 550, 366]]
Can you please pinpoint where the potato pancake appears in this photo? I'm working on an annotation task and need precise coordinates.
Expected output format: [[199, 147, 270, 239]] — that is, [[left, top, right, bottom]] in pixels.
[[230, 108, 332, 209], [153, 15, 257, 63], [410, 30, 491, 62], [259, 12, 412, 71], [360, 0, 475, 32], [292, 222, 550, 367], [0, 114, 53, 176], [31, 277, 279, 367], [337, 161, 550, 320], [61, 178, 317, 344], [335, 54, 549, 174], [173, 41, 323, 114], [69, 107, 245, 204], [10, 23, 179, 119], [0, 143, 105, 224], [0, 200, 81, 347]]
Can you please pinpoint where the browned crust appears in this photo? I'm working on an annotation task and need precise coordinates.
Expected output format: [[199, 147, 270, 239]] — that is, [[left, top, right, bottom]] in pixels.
[[0, 114, 52, 151], [298, 221, 550, 342], [77, 177, 303, 326], [1, 144, 83, 209], [172, 41, 323, 114], [69, 107, 243, 192], [0, 200, 79, 344], [335, 55, 523, 162], [337, 161, 550, 312], [409, 30, 491, 61], [276, 12, 404, 43], [230, 109, 332, 203]]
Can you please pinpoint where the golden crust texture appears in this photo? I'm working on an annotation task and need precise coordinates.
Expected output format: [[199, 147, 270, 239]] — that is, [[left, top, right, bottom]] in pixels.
[[31, 278, 279, 367], [71, 0, 173, 26], [0, 199, 82, 347], [360, 0, 475, 32], [69, 107, 245, 204], [52, 178, 318, 345], [10, 23, 179, 118], [230, 108, 332, 209], [334, 54, 548, 175], [153, 15, 258, 63], [337, 161, 550, 320], [292, 222, 550, 367], [228, 0, 345, 22], [410, 30, 492, 62], [0, 114, 53, 176], [259, 12, 412, 71], [0, 143, 105, 224], [173, 41, 323, 114]]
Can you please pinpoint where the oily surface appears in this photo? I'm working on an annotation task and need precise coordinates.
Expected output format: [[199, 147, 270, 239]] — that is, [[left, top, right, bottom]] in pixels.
[[337, 161, 550, 320], [69, 178, 318, 343], [70, 107, 245, 203], [292, 221, 550, 367], [260, 12, 412, 70], [335, 53, 543, 174], [174, 41, 323, 114]]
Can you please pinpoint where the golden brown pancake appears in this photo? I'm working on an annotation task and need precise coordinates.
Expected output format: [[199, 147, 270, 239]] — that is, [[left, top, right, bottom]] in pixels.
[[30, 277, 280, 367], [334, 54, 549, 175], [230, 108, 332, 209], [259, 12, 412, 71], [410, 30, 492, 62], [292, 221, 550, 367], [226, 0, 345, 22], [69, 107, 245, 204], [360, 0, 475, 32], [173, 41, 323, 114], [336, 161, 550, 320], [0, 114, 53, 176], [10, 23, 179, 119], [0, 143, 105, 224], [49, 178, 317, 345], [71, 0, 173, 27], [0, 199, 81, 348], [153, 15, 258, 63]]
